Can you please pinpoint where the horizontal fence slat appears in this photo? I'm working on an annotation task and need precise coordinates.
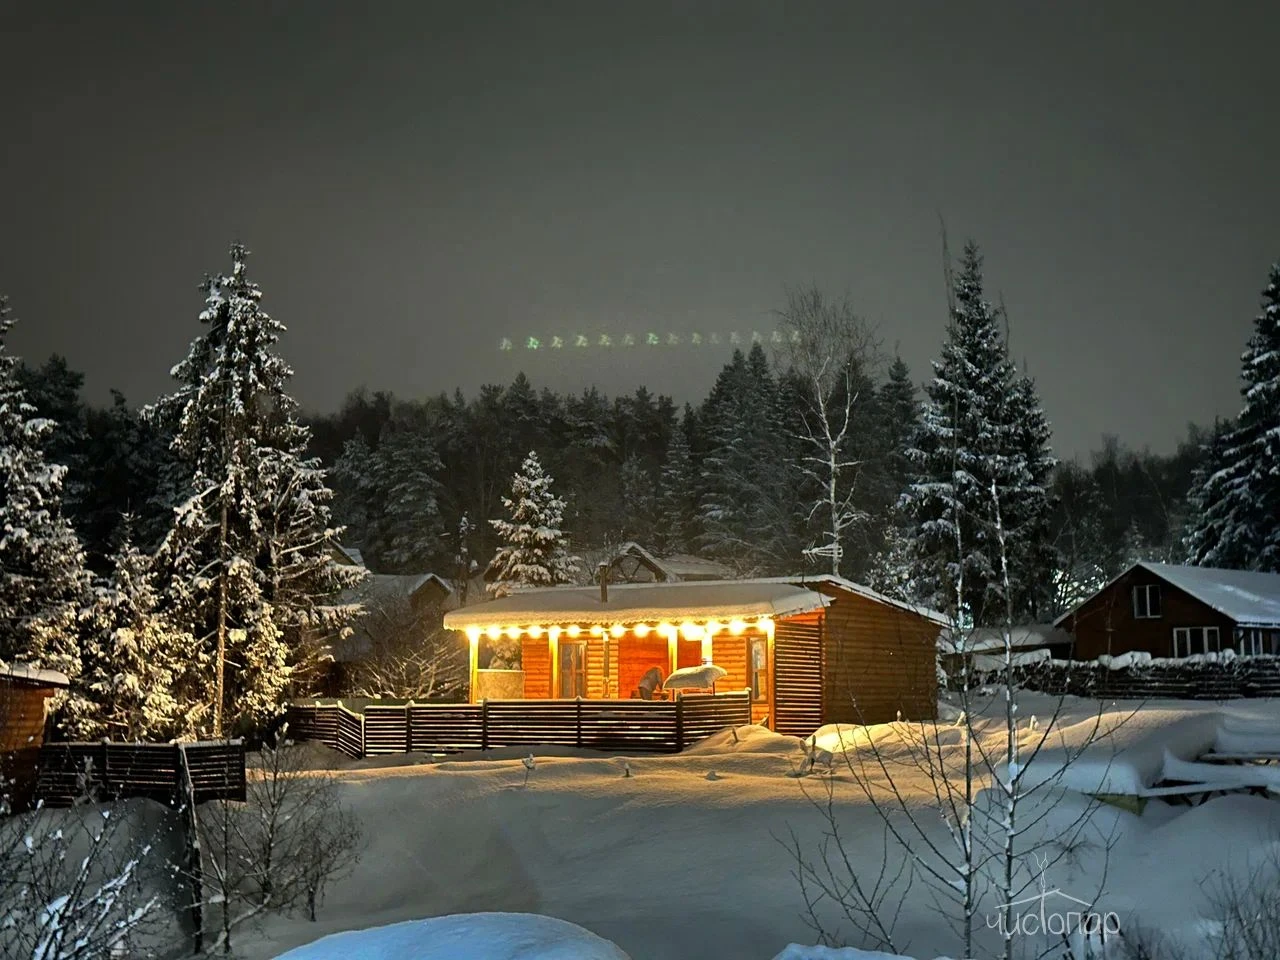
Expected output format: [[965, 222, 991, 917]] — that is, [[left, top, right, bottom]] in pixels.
[[31, 741, 245, 808]]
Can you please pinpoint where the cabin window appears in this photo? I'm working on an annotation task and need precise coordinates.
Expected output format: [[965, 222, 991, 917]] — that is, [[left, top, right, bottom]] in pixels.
[[559, 640, 587, 698], [1132, 584, 1161, 619], [1172, 626, 1220, 658], [1237, 629, 1280, 657], [750, 637, 769, 702]]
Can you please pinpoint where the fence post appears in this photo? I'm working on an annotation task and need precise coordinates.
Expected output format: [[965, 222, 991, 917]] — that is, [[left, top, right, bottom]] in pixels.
[[481, 700, 489, 752], [575, 697, 583, 748], [404, 702, 413, 754], [100, 739, 110, 796], [675, 696, 684, 753]]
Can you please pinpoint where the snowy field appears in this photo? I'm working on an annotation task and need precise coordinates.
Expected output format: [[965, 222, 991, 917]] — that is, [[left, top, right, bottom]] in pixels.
[[232, 692, 1280, 960]]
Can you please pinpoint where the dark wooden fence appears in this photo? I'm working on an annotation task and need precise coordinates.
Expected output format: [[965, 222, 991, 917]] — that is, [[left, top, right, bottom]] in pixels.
[[958, 655, 1280, 701], [33, 740, 247, 808], [286, 691, 753, 759]]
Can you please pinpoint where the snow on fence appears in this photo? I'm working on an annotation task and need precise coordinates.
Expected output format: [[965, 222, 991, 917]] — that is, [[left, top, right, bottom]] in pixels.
[[33, 739, 247, 808], [286, 691, 753, 758], [956, 653, 1280, 701]]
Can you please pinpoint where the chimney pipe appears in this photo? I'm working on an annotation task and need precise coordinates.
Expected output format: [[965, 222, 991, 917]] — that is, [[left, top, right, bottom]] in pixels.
[[598, 562, 609, 603]]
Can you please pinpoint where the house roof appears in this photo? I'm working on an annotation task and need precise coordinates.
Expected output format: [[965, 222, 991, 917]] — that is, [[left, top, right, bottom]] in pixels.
[[1054, 562, 1280, 629], [336, 572, 452, 610], [443, 579, 830, 629], [603, 542, 735, 583], [0, 663, 70, 688], [442, 574, 949, 630], [653, 553, 734, 581], [938, 623, 1073, 655]]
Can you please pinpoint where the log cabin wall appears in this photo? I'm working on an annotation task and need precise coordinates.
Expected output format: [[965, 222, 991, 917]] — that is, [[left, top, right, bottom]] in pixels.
[[1, 679, 58, 812], [521, 637, 551, 699], [710, 632, 769, 724], [817, 587, 939, 724], [1063, 567, 1237, 661]]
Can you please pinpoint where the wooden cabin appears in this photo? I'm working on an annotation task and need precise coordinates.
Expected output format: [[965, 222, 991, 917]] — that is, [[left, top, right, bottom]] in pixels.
[[442, 575, 945, 734], [1, 663, 70, 811], [1056, 562, 1280, 661]]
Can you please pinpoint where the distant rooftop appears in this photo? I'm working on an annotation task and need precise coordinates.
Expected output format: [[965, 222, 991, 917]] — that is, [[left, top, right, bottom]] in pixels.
[[1054, 562, 1280, 629]]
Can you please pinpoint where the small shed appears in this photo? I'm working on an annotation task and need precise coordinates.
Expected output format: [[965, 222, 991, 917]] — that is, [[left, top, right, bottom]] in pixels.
[[1, 663, 70, 811], [1055, 562, 1280, 661], [443, 575, 945, 734]]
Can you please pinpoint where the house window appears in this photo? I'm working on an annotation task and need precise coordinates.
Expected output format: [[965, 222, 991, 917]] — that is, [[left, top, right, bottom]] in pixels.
[[1237, 629, 1280, 657], [559, 640, 587, 698], [750, 637, 769, 702], [1132, 584, 1162, 619], [1172, 626, 1220, 658]]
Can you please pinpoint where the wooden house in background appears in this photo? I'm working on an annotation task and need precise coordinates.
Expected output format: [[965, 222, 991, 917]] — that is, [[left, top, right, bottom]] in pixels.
[[1056, 562, 1280, 661], [443, 575, 945, 734], [1, 663, 70, 811]]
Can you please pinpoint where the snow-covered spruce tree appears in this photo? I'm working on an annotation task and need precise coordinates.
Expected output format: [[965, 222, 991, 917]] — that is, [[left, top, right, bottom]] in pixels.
[[362, 418, 446, 573], [1186, 261, 1280, 571], [151, 244, 363, 737], [654, 410, 699, 555], [330, 432, 376, 551], [900, 242, 1057, 624], [0, 298, 92, 721], [71, 528, 191, 741], [776, 286, 880, 578], [487, 451, 580, 596], [699, 344, 805, 575], [617, 456, 655, 544]]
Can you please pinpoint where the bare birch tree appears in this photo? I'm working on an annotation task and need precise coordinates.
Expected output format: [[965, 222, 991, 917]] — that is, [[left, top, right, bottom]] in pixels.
[[776, 286, 881, 577]]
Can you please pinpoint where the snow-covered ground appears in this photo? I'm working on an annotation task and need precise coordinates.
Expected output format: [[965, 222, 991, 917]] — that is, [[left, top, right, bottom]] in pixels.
[[234, 693, 1280, 960]]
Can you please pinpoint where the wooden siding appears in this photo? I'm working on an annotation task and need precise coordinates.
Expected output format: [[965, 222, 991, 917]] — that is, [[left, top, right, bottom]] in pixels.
[[678, 638, 703, 668], [1, 679, 56, 812], [773, 614, 823, 736], [1063, 567, 1238, 660], [711, 632, 771, 724], [818, 588, 939, 724], [521, 637, 552, 699]]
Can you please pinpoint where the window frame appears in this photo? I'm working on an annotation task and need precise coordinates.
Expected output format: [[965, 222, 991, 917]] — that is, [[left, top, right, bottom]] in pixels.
[[1132, 583, 1162, 619], [1172, 626, 1221, 658], [558, 639, 588, 698], [749, 635, 769, 703]]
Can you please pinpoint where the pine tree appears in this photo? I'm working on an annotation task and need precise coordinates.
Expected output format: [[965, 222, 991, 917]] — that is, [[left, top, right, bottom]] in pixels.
[[654, 412, 699, 554], [72, 529, 191, 740], [900, 242, 1057, 623], [618, 456, 655, 544], [487, 451, 580, 595], [699, 344, 802, 575], [0, 300, 92, 712], [152, 244, 362, 737], [364, 420, 446, 573], [331, 433, 376, 549], [1186, 262, 1280, 570]]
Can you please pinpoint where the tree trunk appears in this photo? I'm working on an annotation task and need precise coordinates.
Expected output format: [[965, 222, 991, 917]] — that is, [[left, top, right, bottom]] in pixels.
[[214, 501, 229, 739]]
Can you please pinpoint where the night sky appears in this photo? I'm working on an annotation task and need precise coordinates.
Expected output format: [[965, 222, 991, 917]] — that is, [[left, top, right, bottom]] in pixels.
[[2, 2, 1276, 458]]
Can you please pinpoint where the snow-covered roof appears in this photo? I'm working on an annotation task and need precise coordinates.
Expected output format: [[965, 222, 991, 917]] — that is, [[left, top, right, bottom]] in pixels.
[[937, 623, 1073, 655], [655, 553, 735, 581], [1054, 562, 1280, 629], [443, 574, 949, 629], [443, 579, 830, 629], [0, 663, 70, 688], [337, 572, 452, 608], [1142, 563, 1280, 628]]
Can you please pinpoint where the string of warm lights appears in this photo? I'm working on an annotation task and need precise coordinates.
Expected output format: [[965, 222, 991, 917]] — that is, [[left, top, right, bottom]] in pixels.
[[463, 617, 775, 644]]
